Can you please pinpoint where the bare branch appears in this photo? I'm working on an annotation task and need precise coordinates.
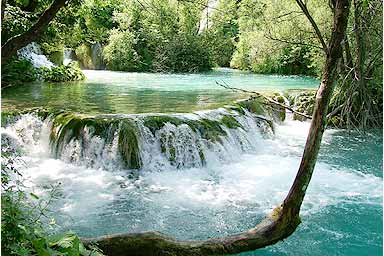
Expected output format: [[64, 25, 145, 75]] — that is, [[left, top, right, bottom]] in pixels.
[[294, 0, 328, 53], [216, 81, 313, 119], [265, 32, 324, 50]]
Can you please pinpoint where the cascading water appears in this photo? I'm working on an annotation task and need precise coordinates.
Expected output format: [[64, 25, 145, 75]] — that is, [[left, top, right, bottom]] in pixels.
[[91, 42, 105, 70], [17, 42, 55, 68], [63, 48, 76, 66], [1, 99, 382, 255]]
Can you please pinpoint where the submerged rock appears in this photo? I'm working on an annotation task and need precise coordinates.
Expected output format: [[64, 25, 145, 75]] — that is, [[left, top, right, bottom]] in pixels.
[[285, 90, 316, 121]]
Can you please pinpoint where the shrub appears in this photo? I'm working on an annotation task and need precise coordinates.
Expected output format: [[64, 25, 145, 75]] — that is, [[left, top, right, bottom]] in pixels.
[[103, 29, 144, 71], [1, 58, 38, 86], [153, 34, 213, 73], [40, 62, 85, 82]]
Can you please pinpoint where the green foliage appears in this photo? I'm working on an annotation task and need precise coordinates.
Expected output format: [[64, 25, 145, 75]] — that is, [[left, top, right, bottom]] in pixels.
[[1, 58, 85, 85], [40, 62, 86, 82], [153, 34, 212, 72], [1, 4, 34, 43], [250, 45, 318, 76], [202, 0, 239, 67], [103, 29, 143, 71], [1, 58, 38, 86], [231, 0, 329, 77], [102, 0, 214, 72]]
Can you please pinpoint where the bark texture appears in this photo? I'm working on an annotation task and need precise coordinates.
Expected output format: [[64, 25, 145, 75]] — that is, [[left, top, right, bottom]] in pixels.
[[83, 1, 351, 255], [1, 0, 68, 64], [283, 0, 351, 215]]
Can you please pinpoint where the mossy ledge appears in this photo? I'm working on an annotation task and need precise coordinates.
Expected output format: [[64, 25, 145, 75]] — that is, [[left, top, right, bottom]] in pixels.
[[118, 120, 142, 169], [2, 95, 281, 170]]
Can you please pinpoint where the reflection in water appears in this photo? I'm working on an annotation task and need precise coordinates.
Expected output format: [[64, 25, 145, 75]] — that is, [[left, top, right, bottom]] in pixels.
[[2, 68, 319, 114]]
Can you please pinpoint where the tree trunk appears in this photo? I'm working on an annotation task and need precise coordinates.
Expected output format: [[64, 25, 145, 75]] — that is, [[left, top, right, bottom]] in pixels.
[[283, 0, 351, 215], [1, 0, 68, 64], [82, 1, 351, 255], [1, 0, 6, 25]]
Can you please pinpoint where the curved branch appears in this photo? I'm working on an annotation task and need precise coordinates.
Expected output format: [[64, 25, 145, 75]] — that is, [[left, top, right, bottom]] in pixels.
[[82, 205, 300, 256], [1, 0, 69, 64]]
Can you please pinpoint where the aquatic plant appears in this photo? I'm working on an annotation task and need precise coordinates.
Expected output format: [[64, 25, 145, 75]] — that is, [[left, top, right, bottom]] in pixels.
[[118, 120, 142, 169]]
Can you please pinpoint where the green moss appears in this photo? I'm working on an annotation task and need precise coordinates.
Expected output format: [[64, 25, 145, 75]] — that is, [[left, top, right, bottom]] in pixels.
[[49, 50, 64, 65], [49, 112, 120, 156], [50, 113, 84, 155], [1, 111, 19, 127], [199, 148, 205, 165], [276, 95, 285, 103], [118, 120, 142, 169], [226, 105, 246, 115], [221, 115, 242, 129], [75, 44, 93, 69], [169, 147, 176, 162], [196, 118, 227, 142], [143, 116, 185, 135], [238, 97, 266, 115], [143, 114, 237, 144]]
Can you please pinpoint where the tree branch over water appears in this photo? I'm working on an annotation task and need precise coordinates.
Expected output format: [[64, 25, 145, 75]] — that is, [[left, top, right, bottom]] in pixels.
[[294, 0, 328, 53], [216, 81, 313, 119]]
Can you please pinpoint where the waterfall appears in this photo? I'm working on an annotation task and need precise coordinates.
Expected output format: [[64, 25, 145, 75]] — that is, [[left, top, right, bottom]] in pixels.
[[17, 42, 55, 68], [63, 48, 76, 66], [2, 103, 275, 173], [91, 43, 105, 70], [2, 100, 381, 242]]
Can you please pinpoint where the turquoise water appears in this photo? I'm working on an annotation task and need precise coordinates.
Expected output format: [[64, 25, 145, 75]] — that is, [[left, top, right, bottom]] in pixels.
[[243, 129, 383, 256], [2, 69, 381, 256], [1, 68, 318, 114]]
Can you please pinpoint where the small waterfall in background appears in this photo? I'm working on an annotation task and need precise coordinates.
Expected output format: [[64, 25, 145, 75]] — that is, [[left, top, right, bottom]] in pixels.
[[17, 42, 55, 68], [91, 42, 105, 70], [63, 48, 76, 66]]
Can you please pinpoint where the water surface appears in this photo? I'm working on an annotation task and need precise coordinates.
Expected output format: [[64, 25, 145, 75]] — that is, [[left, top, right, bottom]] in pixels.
[[2, 68, 318, 114]]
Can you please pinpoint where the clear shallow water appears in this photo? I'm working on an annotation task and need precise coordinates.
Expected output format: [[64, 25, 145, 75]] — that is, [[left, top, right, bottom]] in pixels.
[[3, 115, 382, 256], [1, 68, 318, 114]]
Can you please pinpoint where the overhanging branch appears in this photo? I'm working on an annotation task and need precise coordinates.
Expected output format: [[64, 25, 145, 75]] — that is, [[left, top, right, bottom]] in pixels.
[[1, 0, 69, 64], [216, 81, 313, 119]]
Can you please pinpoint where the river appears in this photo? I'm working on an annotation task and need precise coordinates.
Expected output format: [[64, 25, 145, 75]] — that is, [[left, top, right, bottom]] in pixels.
[[1, 69, 382, 256]]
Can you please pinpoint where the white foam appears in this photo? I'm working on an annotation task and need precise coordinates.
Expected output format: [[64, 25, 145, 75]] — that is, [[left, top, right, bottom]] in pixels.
[[2, 113, 381, 237], [17, 42, 55, 68]]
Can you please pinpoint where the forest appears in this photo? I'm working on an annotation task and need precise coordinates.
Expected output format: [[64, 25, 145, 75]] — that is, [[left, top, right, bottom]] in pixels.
[[1, 0, 383, 255]]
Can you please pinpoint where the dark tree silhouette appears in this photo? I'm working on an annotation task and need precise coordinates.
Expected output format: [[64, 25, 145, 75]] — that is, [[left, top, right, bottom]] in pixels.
[[1, 0, 68, 64]]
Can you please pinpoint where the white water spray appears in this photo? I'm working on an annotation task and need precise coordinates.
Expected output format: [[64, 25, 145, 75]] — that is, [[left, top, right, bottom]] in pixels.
[[1, 111, 381, 239], [17, 42, 55, 68]]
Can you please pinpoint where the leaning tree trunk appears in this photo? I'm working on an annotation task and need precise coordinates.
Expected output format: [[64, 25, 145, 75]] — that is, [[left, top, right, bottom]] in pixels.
[[82, 1, 351, 255], [1, 0, 68, 64]]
